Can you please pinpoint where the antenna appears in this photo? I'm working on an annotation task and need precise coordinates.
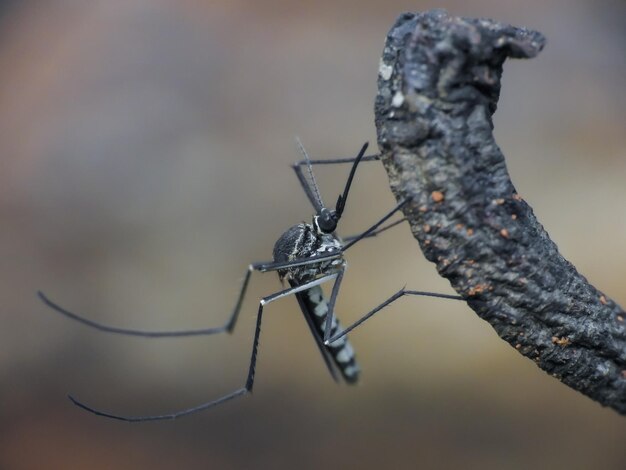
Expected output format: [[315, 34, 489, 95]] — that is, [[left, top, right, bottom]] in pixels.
[[295, 137, 325, 210]]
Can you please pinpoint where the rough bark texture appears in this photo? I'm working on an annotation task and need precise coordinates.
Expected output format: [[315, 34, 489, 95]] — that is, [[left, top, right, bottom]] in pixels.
[[375, 10, 626, 414]]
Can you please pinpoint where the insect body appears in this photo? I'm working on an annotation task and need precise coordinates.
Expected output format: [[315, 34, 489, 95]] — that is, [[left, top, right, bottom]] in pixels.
[[273, 221, 359, 383], [38, 140, 462, 421]]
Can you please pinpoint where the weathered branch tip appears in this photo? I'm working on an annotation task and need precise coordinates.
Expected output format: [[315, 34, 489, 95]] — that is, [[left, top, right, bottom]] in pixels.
[[375, 10, 626, 414]]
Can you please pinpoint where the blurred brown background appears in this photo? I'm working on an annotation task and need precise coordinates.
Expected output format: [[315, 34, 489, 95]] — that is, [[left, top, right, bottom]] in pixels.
[[1, 1, 625, 469]]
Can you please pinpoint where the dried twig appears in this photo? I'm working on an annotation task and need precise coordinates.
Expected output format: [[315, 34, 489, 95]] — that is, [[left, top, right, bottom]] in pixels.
[[375, 10, 626, 414]]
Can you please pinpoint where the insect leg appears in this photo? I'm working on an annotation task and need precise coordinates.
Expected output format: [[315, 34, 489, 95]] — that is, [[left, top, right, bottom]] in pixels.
[[292, 152, 380, 170], [341, 198, 410, 251], [322, 267, 344, 345], [67, 274, 339, 422], [325, 289, 464, 344], [253, 252, 343, 273], [37, 264, 258, 338], [308, 267, 360, 383], [38, 246, 352, 340], [342, 217, 408, 243]]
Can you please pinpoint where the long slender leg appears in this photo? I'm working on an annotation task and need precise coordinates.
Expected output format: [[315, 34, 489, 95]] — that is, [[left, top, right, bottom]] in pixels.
[[322, 268, 344, 344], [342, 217, 408, 243], [37, 265, 257, 337], [67, 274, 339, 422], [342, 199, 409, 251], [292, 154, 380, 168], [325, 289, 464, 344], [37, 251, 349, 338]]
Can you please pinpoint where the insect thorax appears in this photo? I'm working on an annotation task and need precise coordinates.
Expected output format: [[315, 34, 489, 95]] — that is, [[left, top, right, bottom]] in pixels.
[[272, 223, 344, 282]]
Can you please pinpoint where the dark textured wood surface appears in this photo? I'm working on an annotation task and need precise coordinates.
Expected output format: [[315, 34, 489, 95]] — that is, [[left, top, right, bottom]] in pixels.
[[375, 10, 626, 414]]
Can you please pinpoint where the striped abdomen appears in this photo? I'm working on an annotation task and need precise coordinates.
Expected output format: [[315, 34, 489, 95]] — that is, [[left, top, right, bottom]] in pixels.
[[295, 284, 360, 384]]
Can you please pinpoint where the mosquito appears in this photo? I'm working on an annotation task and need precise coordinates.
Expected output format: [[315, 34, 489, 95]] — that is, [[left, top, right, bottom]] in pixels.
[[38, 140, 463, 422]]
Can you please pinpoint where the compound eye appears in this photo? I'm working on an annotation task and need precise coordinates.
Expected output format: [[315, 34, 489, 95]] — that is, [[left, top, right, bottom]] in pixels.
[[317, 209, 337, 233]]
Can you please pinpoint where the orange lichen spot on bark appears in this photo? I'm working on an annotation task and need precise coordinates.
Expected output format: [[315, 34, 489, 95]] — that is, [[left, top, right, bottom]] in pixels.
[[551, 336, 571, 347], [431, 190, 444, 203], [467, 284, 488, 296]]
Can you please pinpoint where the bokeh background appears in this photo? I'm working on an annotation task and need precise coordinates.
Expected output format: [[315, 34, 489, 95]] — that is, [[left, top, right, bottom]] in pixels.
[[1, 1, 625, 468]]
